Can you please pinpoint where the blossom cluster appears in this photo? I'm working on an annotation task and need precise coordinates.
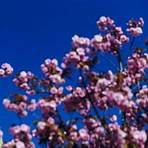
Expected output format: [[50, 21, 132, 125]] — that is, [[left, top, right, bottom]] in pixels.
[[127, 53, 148, 83], [13, 71, 37, 95], [3, 94, 37, 116], [0, 63, 13, 77], [91, 16, 129, 53], [41, 58, 64, 84], [127, 17, 144, 36], [1, 16, 148, 148], [3, 124, 34, 148]]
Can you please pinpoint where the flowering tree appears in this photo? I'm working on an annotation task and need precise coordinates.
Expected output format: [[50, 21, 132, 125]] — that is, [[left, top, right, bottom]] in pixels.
[[0, 16, 148, 148]]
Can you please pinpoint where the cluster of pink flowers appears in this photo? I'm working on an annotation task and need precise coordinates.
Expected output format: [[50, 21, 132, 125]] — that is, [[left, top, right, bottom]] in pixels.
[[83, 117, 105, 142], [38, 98, 57, 117], [3, 94, 37, 116], [72, 35, 90, 48], [13, 71, 37, 95], [127, 17, 144, 36], [62, 47, 92, 72], [97, 16, 114, 31], [0, 63, 13, 77], [32, 118, 66, 145], [90, 16, 129, 53], [130, 127, 147, 148], [136, 86, 148, 108], [41, 59, 64, 84], [3, 124, 35, 148], [64, 86, 91, 116], [127, 53, 148, 83], [37, 85, 64, 117], [1, 16, 148, 147]]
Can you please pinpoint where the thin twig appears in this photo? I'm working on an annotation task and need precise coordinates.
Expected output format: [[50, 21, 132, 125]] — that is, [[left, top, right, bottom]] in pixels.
[[79, 70, 101, 119]]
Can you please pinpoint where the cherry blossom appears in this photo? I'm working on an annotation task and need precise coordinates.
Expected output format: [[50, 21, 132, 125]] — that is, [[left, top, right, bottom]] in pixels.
[[1, 16, 148, 147], [0, 63, 13, 77]]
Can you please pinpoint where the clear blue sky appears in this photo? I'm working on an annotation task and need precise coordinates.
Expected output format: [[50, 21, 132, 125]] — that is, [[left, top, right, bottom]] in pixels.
[[0, 0, 148, 140]]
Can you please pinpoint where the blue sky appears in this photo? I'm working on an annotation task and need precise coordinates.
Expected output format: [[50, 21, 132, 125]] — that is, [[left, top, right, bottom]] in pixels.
[[0, 0, 148, 141]]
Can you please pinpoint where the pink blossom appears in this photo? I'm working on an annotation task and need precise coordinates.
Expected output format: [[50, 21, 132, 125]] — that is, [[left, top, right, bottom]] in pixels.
[[1, 16, 148, 147], [0, 63, 13, 77], [127, 18, 144, 36], [72, 35, 90, 48], [79, 129, 90, 141], [131, 130, 147, 145], [15, 141, 25, 148], [37, 121, 46, 130], [110, 115, 117, 122]]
